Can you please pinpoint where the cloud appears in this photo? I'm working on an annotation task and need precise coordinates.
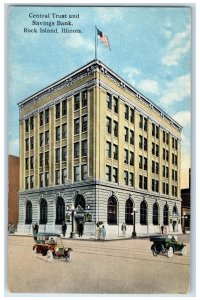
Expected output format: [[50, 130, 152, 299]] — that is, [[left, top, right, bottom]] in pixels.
[[65, 35, 93, 51], [138, 79, 160, 95], [163, 30, 172, 39], [161, 24, 191, 66], [159, 74, 191, 106], [173, 111, 191, 127], [122, 66, 140, 86]]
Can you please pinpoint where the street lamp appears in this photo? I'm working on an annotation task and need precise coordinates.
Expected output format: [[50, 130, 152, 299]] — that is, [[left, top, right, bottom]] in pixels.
[[131, 208, 137, 238], [67, 203, 75, 238]]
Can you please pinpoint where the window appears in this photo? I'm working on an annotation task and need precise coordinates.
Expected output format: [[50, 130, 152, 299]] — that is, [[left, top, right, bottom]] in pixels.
[[163, 131, 166, 143], [175, 139, 178, 150], [163, 204, 169, 225], [139, 156, 143, 169], [30, 116, 34, 130], [74, 166, 80, 182], [130, 130, 134, 145], [55, 170, 60, 185], [82, 91, 87, 107], [45, 131, 49, 145], [124, 149, 128, 164], [124, 127, 128, 142], [144, 117, 148, 132], [163, 165, 165, 177], [156, 144, 159, 157], [107, 197, 117, 225], [140, 201, 147, 225], [25, 138, 29, 151], [30, 137, 34, 150], [45, 109, 49, 124], [45, 172, 49, 186], [172, 170, 174, 180], [39, 133, 44, 147], [130, 151, 134, 166], [173, 205, 178, 215], [39, 174, 44, 188], [113, 121, 118, 137], [39, 153, 43, 167], [130, 108, 134, 123], [55, 197, 65, 225], [62, 168, 67, 184], [139, 114, 143, 129], [62, 123, 67, 139], [25, 119, 29, 132], [30, 156, 34, 169], [156, 126, 159, 139], [125, 104, 129, 120], [30, 175, 34, 189], [172, 137, 175, 148], [55, 148, 60, 163], [152, 180, 159, 192], [155, 180, 159, 192], [62, 99, 67, 116], [106, 117, 111, 134], [62, 146, 67, 162], [130, 173, 134, 186], [166, 150, 169, 162], [139, 135, 143, 149], [107, 93, 112, 109], [163, 149, 166, 160], [152, 123, 155, 136], [25, 177, 29, 189], [106, 141, 111, 158], [144, 176, 148, 190], [152, 143, 155, 155], [144, 138, 147, 151], [166, 133, 169, 145], [74, 118, 80, 135], [75, 194, 85, 209], [166, 167, 169, 178], [166, 183, 169, 195], [25, 201, 32, 224], [56, 126, 60, 141], [139, 175, 143, 189], [81, 140, 87, 157], [124, 171, 128, 185], [106, 165, 111, 181], [25, 158, 29, 170], [81, 164, 88, 180], [113, 144, 118, 160], [113, 97, 118, 113], [45, 151, 49, 166], [175, 155, 177, 166], [144, 157, 147, 171], [82, 115, 87, 132], [152, 161, 155, 173], [56, 103, 60, 119], [40, 112, 44, 126], [74, 94, 80, 110], [153, 203, 159, 225], [74, 142, 79, 159], [155, 162, 159, 174], [113, 167, 118, 183], [125, 198, 133, 225], [40, 199, 47, 224], [162, 182, 165, 194]]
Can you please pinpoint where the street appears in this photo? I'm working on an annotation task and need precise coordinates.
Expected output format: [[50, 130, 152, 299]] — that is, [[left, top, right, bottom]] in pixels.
[[7, 235, 190, 294]]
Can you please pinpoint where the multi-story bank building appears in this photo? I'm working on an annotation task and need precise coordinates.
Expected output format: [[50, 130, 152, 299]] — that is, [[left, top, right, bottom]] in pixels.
[[17, 60, 182, 237]]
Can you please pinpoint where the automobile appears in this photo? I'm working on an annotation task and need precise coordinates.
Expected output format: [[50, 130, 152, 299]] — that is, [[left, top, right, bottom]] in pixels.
[[33, 233, 72, 262], [150, 235, 187, 258]]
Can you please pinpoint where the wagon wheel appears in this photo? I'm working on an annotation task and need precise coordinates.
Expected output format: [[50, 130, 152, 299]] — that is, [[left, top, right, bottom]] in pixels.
[[33, 246, 37, 255], [167, 246, 174, 258], [46, 250, 53, 262], [181, 246, 187, 256]]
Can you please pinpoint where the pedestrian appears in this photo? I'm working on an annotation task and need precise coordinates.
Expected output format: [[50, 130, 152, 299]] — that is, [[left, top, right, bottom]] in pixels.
[[100, 225, 106, 240], [78, 222, 83, 237], [34, 223, 39, 234], [161, 225, 164, 234], [121, 223, 126, 237], [62, 222, 67, 237], [96, 224, 100, 240]]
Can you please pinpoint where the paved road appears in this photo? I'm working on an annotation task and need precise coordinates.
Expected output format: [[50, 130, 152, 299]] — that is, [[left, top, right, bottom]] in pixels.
[[7, 235, 190, 294]]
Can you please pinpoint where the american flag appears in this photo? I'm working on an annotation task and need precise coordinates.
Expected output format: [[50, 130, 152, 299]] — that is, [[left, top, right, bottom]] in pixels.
[[96, 28, 111, 50]]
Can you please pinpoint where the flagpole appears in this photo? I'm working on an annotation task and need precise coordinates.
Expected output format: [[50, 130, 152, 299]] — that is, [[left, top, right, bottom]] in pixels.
[[95, 25, 97, 60]]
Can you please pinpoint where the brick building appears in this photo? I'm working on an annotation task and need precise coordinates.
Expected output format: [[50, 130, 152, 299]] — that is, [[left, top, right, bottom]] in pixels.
[[17, 59, 182, 237]]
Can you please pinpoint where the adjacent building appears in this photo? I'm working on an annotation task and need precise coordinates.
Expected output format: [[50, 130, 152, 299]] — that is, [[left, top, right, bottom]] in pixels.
[[17, 59, 182, 237], [181, 169, 191, 232]]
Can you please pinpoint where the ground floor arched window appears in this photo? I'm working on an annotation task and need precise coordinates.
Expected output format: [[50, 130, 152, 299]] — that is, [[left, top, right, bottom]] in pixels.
[[125, 198, 133, 225], [107, 197, 117, 225], [75, 194, 85, 210], [40, 198, 47, 224], [173, 204, 178, 215], [140, 201, 147, 225], [25, 201, 32, 224], [163, 204, 169, 225], [55, 197, 65, 225], [152, 202, 159, 225]]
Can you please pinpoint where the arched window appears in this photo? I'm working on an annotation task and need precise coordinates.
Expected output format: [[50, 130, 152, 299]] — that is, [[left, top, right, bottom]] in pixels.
[[75, 194, 85, 210], [107, 197, 117, 225], [140, 201, 147, 225], [56, 197, 65, 225], [173, 205, 177, 215], [25, 201, 32, 224], [125, 198, 133, 225], [163, 204, 169, 225], [40, 199, 47, 224], [152, 202, 159, 225]]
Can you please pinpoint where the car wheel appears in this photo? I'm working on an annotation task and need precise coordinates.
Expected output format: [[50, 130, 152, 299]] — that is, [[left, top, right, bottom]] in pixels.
[[181, 246, 187, 256], [66, 251, 72, 262], [33, 246, 37, 255], [152, 250, 158, 256], [167, 246, 174, 258], [46, 250, 53, 262]]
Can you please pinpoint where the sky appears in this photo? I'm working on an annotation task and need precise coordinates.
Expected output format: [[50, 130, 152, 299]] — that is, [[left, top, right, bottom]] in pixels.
[[7, 5, 191, 188]]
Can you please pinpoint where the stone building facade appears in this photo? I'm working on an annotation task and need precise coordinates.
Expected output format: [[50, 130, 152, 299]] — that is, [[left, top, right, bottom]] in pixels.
[[17, 59, 182, 237]]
